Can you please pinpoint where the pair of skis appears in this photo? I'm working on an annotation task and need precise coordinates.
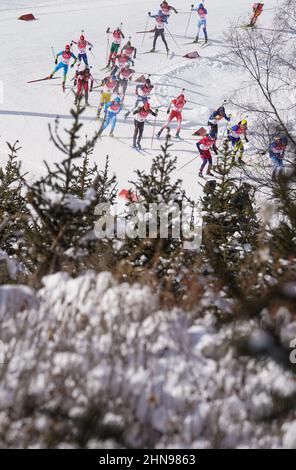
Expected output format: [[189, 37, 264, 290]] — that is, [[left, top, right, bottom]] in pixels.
[[183, 40, 211, 47], [27, 76, 67, 93], [27, 76, 59, 84]]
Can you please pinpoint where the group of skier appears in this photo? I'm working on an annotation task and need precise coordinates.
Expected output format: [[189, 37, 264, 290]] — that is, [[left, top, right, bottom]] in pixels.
[[39, 1, 287, 178]]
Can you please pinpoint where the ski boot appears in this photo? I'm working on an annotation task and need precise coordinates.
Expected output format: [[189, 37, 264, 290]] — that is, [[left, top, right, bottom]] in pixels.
[[198, 171, 203, 178], [62, 82, 66, 93], [156, 131, 161, 139], [132, 141, 137, 149], [175, 132, 181, 139], [137, 141, 142, 150], [150, 48, 156, 53], [109, 131, 114, 137], [166, 48, 170, 56], [193, 36, 199, 44]]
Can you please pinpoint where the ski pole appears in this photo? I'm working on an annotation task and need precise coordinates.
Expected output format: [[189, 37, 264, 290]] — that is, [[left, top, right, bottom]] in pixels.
[[177, 155, 197, 172], [150, 113, 158, 149], [184, 7, 193, 38], [65, 86, 75, 99], [106, 27, 110, 64], [218, 121, 230, 149], [51, 46, 56, 60], [165, 25, 181, 49], [141, 15, 150, 47]]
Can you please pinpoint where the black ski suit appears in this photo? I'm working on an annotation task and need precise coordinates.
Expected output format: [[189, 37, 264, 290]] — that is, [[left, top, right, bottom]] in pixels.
[[133, 106, 157, 147]]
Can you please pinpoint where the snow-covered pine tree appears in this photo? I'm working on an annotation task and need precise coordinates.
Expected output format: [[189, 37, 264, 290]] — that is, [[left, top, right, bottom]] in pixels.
[[202, 140, 260, 286], [269, 145, 296, 258], [118, 132, 196, 294], [0, 142, 29, 268], [23, 107, 117, 282]]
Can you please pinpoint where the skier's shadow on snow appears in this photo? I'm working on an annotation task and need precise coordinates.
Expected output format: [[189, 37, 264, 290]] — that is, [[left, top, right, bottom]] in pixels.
[[257, 27, 296, 35], [0, 109, 95, 122]]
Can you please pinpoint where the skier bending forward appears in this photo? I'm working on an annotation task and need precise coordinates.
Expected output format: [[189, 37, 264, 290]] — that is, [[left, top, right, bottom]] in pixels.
[[133, 102, 158, 150], [74, 67, 94, 106], [71, 34, 93, 68], [97, 75, 118, 118], [208, 104, 231, 139], [197, 134, 218, 178], [248, 3, 264, 27], [99, 97, 123, 137], [269, 136, 288, 181], [227, 119, 249, 163], [148, 12, 169, 53], [107, 27, 125, 67], [191, 3, 208, 43], [157, 93, 186, 139], [50, 44, 77, 91]]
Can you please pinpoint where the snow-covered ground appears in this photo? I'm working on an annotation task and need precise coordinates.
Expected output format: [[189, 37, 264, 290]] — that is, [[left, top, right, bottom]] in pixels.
[[0, 271, 296, 448], [0, 0, 277, 200]]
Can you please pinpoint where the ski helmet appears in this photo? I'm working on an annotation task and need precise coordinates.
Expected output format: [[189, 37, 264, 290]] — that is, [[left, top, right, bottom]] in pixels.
[[65, 44, 71, 51], [114, 97, 121, 103], [125, 62, 130, 68], [280, 136, 288, 146], [127, 40, 131, 47], [145, 78, 151, 86], [240, 119, 248, 126], [80, 35, 85, 41], [209, 130, 217, 140], [144, 102, 150, 111], [177, 94, 185, 103], [217, 106, 225, 115], [111, 74, 117, 81], [199, 3, 204, 8]]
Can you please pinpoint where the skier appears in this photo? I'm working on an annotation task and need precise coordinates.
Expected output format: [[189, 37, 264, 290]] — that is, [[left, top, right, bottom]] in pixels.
[[125, 78, 154, 119], [191, 3, 208, 43], [227, 119, 249, 163], [157, 93, 186, 139], [114, 63, 135, 102], [111, 53, 132, 77], [71, 34, 93, 68], [49, 45, 77, 91], [106, 26, 125, 67], [248, 3, 264, 27], [97, 75, 118, 118], [269, 136, 288, 181], [160, 1, 178, 17], [74, 67, 94, 106], [133, 102, 158, 150], [148, 12, 169, 53], [98, 97, 123, 137], [208, 105, 231, 138], [121, 40, 137, 65], [196, 134, 218, 177]]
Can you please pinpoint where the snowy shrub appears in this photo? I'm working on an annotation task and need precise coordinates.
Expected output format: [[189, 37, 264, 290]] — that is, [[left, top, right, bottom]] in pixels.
[[0, 271, 295, 449]]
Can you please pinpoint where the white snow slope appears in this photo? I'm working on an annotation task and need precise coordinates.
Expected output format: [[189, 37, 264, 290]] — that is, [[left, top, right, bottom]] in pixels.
[[0, 0, 277, 199]]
